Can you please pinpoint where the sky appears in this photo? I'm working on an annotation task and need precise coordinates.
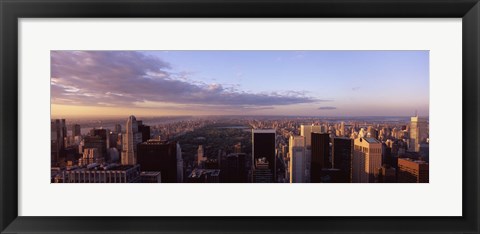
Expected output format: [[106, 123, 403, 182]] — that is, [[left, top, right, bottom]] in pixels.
[[51, 50, 429, 118]]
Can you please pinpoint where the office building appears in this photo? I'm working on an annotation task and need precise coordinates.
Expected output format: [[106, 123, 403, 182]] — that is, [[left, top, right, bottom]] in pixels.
[[289, 135, 306, 183], [137, 140, 178, 183], [89, 128, 109, 159], [140, 171, 162, 183], [121, 115, 142, 165], [378, 165, 396, 183], [138, 121, 151, 142], [51, 119, 67, 165], [83, 135, 107, 161], [252, 129, 276, 180], [72, 124, 81, 137], [397, 158, 429, 183], [78, 148, 104, 166], [319, 168, 344, 183], [311, 132, 330, 182], [114, 124, 122, 134], [224, 153, 247, 183], [301, 124, 321, 148], [409, 115, 428, 152], [332, 137, 353, 183], [352, 137, 382, 183], [62, 164, 141, 183], [197, 145, 207, 167], [253, 157, 273, 183]]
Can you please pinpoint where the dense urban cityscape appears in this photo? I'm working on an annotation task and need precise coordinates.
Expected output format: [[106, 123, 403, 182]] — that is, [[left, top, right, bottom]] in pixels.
[[50, 50, 429, 183], [51, 115, 429, 183]]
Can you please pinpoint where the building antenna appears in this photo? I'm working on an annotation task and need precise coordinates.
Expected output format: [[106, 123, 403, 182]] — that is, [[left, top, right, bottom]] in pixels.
[[415, 109, 418, 117]]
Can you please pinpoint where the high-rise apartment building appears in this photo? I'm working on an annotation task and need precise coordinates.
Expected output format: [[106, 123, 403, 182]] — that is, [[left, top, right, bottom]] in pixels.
[[352, 137, 382, 183]]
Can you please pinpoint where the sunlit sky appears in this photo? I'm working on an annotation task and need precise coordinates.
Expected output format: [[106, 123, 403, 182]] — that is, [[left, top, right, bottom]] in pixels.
[[51, 50, 429, 118]]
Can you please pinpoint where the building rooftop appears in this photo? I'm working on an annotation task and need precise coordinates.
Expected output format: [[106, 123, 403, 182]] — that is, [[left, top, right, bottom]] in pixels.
[[143, 139, 173, 145], [398, 157, 428, 165], [252, 129, 276, 133], [141, 171, 161, 176], [334, 137, 351, 140], [70, 164, 138, 171], [189, 169, 221, 178], [364, 137, 381, 144]]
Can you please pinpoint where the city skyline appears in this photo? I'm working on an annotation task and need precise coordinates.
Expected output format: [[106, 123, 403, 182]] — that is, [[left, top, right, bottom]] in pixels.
[[51, 114, 429, 183], [51, 50, 429, 118]]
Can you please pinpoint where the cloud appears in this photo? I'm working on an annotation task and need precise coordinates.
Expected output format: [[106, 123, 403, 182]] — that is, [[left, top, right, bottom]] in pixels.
[[352, 86, 360, 91], [51, 51, 320, 109], [318, 106, 337, 110]]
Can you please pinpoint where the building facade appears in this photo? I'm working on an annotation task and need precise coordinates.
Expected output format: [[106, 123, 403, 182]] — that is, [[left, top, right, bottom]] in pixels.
[[137, 140, 179, 183], [252, 129, 276, 181], [397, 158, 429, 183], [332, 137, 353, 183], [62, 164, 141, 183], [311, 132, 330, 183], [352, 137, 382, 183], [409, 115, 429, 152], [121, 115, 142, 165], [289, 135, 306, 183]]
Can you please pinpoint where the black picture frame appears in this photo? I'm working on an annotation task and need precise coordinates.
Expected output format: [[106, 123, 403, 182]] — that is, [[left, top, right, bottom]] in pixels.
[[1, 0, 479, 233]]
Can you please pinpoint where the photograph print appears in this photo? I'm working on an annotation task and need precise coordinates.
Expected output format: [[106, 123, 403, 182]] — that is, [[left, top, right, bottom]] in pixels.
[[50, 50, 429, 183]]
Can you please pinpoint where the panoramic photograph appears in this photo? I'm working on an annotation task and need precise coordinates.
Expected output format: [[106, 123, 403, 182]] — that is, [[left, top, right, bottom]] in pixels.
[[50, 50, 429, 183]]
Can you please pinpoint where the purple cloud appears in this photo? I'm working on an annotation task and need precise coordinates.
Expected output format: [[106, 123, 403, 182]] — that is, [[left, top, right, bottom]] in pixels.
[[51, 51, 322, 108]]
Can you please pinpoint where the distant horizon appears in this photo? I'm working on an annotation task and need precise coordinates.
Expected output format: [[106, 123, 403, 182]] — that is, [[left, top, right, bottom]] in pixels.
[[51, 114, 429, 120], [51, 50, 429, 117]]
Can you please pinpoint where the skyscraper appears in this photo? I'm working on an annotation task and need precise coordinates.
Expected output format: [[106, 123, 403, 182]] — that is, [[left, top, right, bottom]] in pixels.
[[339, 122, 345, 137], [83, 135, 106, 161], [137, 122, 151, 142], [332, 137, 353, 183], [89, 128, 109, 159], [51, 119, 67, 165], [252, 129, 276, 181], [252, 157, 273, 183], [289, 135, 306, 183], [137, 140, 179, 183], [301, 124, 321, 148], [197, 145, 206, 167], [72, 124, 81, 137], [352, 137, 382, 183], [311, 132, 330, 183], [224, 153, 247, 183], [114, 124, 122, 134], [121, 115, 141, 165], [409, 115, 429, 152]]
